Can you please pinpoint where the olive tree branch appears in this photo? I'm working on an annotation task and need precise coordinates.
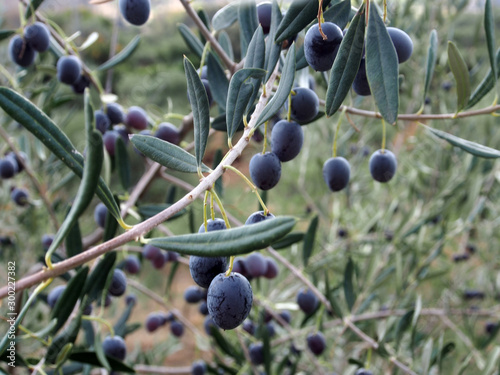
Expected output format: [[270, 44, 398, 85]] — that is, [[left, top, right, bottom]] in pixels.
[[0, 65, 279, 299], [178, 0, 237, 74], [336, 103, 500, 121]]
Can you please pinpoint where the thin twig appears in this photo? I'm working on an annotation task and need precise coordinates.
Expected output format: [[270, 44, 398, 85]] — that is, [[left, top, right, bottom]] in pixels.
[[178, 0, 237, 74]]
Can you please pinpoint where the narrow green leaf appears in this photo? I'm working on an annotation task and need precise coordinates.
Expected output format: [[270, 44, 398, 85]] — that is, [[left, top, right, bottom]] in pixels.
[[226, 68, 266, 140], [178, 24, 204, 59], [271, 232, 305, 249], [264, 0, 283, 82], [185, 57, 211, 169], [238, 0, 258, 56], [484, 0, 497, 86], [447, 41, 471, 112], [65, 220, 83, 259], [103, 198, 119, 242], [275, 0, 331, 43], [245, 26, 266, 69], [212, 2, 239, 31], [25, 0, 45, 18], [207, 53, 229, 111], [165, 261, 180, 297], [197, 9, 210, 45], [130, 134, 210, 173], [467, 48, 500, 108], [0, 87, 122, 223], [423, 30, 438, 104], [211, 113, 244, 132], [366, 5, 399, 124], [256, 44, 296, 127], [111, 298, 134, 337], [137, 203, 186, 221], [54, 343, 74, 373], [94, 334, 111, 371], [45, 90, 104, 262], [83, 252, 116, 303], [210, 327, 245, 361], [115, 136, 130, 191], [344, 258, 356, 311], [481, 346, 500, 375], [324, 272, 344, 318], [68, 352, 134, 373], [51, 267, 89, 333], [421, 338, 433, 375], [423, 124, 500, 159], [0, 30, 15, 42], [322, 0, 352, 30], [97, 35, 141, 71], [46, 312, 82, 363], [302, 216, 318, 267], [218, 31, 234, 61], [395, 309, 414, 350], [325, 6, 366, 116], [148, 216, 296, 257]]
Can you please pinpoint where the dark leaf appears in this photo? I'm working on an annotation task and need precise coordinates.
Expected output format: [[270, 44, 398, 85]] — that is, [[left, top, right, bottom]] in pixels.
[[148, 216, 296, 256], [275, 0, 331, 43], [238, 0, 258, 55], [212, 2, 239, 31], [84, 252, 116, 303], [344, 258, 356, 311], [178, 24, 204, 59], [68, 352, 135, 373], [51, 267, 89, 333], [226, 68, 266, 140], [256, 44, 296, 127], [325, 6, 366, 116], [185, 57, 211, 170], [207, 53, 229, 111], [130, 135, 210, 173], [322, 0, 352, 30], [271, 232, 305, 249], [365, 4, 399, 124], [423, 124, 500, 159], [115, 136, 130, 191], [302, 216, 318, 267], [423, 30, 438, 104], [447, 41, 471, 112], [484, 0, 497, 85], [467, 48, 500, 108]]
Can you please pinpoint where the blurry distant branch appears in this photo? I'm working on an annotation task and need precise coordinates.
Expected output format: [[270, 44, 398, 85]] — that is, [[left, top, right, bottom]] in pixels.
[[334, 102, 500, 121], [0, 125, 59, 230], [179, 0, 237, 74]]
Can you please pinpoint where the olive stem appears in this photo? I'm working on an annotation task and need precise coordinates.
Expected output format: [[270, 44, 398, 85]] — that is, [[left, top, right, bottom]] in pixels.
[[381, 118, 386, 151], [210, 189, 231, 229], [202, 190, 209, 232], [223, 165, 269, 215], [262, 121, 268, 154], [317, 0, 327, 39]]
